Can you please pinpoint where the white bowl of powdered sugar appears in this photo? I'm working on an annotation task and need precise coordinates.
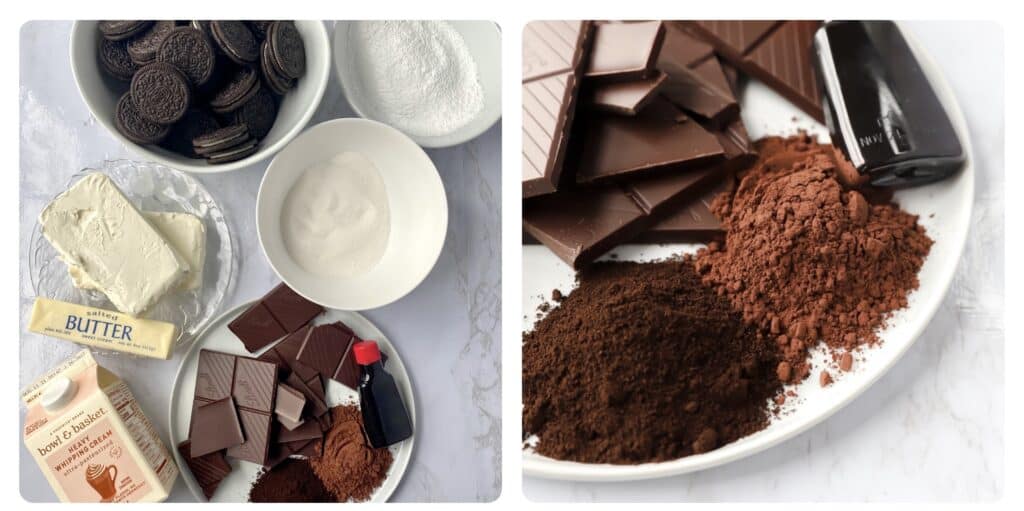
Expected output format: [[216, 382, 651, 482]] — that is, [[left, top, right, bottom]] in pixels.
[[332, 20, 501, 148]]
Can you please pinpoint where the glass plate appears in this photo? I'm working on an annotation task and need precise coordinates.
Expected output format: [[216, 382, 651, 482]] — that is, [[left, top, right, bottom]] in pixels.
[[29, 160, 236, 353]]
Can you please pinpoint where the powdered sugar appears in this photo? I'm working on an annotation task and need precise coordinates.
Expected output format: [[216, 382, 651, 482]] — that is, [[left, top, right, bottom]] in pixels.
[[346, 21, 484, 138]]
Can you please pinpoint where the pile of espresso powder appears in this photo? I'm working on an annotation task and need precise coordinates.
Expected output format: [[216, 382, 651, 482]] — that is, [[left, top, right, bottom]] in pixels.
[[248, 404, 393, 502], [696, 135, 933, 382], [522, 260, 783, 464]]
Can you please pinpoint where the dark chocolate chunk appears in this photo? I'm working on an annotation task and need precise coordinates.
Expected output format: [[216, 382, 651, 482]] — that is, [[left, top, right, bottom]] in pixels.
[[190, 397, 245, 457], [98, 38, 139, 81], [156, 27, 216, 87], [637, 181, 727, 244], [275, 383, 306, 425], [584, 21, 666, 83], [589, 72, 667, 115], [285, 372, 329, 417], [227, 301, 287, 353], [114, 92, 170, 145], [522, 20, 594, 198], [295, 323, 353, 382], [262, 282, 323, 332], [194, 349, 237, 402], [573, 110, 725, 185], [98, 20, 154, 41], [232, 357, 279, 412], [682, 20, 782, 63], [267, 21, 306, 79], [276, 419, 322, 444], [130, 62, 191, 124], [177, 441, 231, 500], [210, 20, 258, 65], [657, 24, 739, 127], [226, 408, 273, 465], [272, 326, 320, 381], [127, 20, 176, 66]]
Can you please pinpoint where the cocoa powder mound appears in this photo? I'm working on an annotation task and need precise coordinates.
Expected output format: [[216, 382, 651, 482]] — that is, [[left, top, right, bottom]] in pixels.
[[522, 260, 782, 464], [249, 459, 335, 502], [310, 404, 393, 502], [695, 135, 933, 382]]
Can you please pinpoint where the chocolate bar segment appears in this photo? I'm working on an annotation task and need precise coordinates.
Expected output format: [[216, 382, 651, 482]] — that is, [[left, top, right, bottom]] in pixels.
[[226, 408, 273, 465], [522, 21, 594, 198], [658, 24, 739, 127], [585, 21, 666, 83], [190, 397, 245, 458], [195, 349, 236, 402], [275, 383, 306, 426], [741, 21, 823, 121], [682, 20, 781, 62], [590, 72, 667, 115], [228, 302, 287, 353], [232, 357, 279, 412], [637, 181, 727, 243], [177, 441, 231, 500], [574, 110, 725, 184], [263, 283, 324, 332], [276, 419, 322, 444]]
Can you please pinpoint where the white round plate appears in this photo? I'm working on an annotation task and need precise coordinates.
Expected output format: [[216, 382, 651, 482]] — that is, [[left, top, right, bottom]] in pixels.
[[257, 118, 448, 311], [69, 20, 331, 173], [29, 160, 235, 351], [332, 20, 502, 148], [522, 23, 974, 481], [169, 301, 416, 502]]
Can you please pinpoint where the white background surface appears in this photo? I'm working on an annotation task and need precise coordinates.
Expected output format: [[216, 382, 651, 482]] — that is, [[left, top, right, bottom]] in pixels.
[[523, 20, 1004, 501], [18, 20, 501, 502]]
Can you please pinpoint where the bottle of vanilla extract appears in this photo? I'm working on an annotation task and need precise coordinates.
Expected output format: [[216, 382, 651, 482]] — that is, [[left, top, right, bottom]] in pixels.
[[352, 341, 413, 448]]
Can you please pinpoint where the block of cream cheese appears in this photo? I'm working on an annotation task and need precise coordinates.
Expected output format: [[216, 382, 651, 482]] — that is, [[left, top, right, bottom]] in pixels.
[[39, 173, 189, 315], [28, 298, 177, 359], [69, 211, 206, 292]]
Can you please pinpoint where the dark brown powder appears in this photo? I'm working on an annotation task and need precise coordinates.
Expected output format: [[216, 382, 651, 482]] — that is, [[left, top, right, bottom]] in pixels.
[[249, 459, 334, 503], [696, 135, 932, 381], [310, 404, 393, 502], [522, 260, 782, 464]]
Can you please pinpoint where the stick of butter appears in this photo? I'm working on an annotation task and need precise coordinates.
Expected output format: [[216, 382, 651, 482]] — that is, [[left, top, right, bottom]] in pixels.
[[28, 298, 177, 360]]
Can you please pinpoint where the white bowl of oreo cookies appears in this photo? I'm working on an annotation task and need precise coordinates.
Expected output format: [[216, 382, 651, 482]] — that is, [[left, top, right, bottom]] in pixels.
[[70, 20, 330, 173]]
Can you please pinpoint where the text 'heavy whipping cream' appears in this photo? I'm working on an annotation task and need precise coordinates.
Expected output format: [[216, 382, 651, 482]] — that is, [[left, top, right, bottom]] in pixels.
[[22, 350, 178, 502]]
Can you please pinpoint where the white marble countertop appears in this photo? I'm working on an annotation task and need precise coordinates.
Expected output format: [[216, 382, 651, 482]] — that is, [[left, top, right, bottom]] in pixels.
[[19, 21, 501, 503], [524, 20, 1004, 502]]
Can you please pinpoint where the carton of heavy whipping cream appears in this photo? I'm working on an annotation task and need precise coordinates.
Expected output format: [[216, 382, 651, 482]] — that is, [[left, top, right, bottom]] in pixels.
[[21, 350, 178, 502]]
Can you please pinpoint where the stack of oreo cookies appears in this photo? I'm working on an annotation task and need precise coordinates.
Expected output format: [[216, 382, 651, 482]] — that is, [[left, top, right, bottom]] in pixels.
[[97, 20, 306, 164]]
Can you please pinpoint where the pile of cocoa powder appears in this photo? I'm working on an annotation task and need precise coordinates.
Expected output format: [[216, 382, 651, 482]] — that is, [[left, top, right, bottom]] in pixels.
[[522, 260, 783, 464], [695, 135, 933, 382]]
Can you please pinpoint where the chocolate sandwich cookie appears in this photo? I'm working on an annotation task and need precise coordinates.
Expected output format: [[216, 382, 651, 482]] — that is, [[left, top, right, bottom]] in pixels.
[[267, 21, 305, 79], [192, 124, 251, 155], [98, 20, 153, 41], [206, 140, 258, 164], [248, 21, 272, 41], [191, 20, 214, 40], [114, 92, 170, 144], [130, 62, 191, 124], [127, 20, 176, 66], [160, 108, 221, 157], [209, 67, 259, 113], [260, 40, 294, 95], [229, 85, 277, 140], [156, 27, 216, 87], [98, 38, 138, 81], [210, 21, 258, 65]]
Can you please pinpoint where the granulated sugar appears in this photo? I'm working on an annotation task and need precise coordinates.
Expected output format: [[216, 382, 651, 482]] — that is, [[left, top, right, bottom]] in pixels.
[[346, 21, 484, 138]]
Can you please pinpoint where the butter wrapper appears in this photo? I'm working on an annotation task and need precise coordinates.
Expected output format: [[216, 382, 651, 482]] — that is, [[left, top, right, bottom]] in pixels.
[[28, 298, 176, 359]]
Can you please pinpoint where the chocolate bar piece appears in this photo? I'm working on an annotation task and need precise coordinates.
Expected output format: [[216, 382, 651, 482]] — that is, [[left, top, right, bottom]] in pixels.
[[227, 408, 273, 465], [585, 21, 666, 83], [657, 24, 739, 127], [522, 21, 595, 198], [194, 350, 237, 402], [590, 72, 667, 115], [233, 357, 279, 412], [574, 109, 725, 184], [276, 419, 322, 444], [228, 283, 324, 353], [190, 397, 245, 458], [177, 441, 231, 500], [295, 323, 360, 388], [637, 181, 727, 244], [275, 383, 306, 427], [682, 20, 781, 63], [285, 372, 329, 417], [684, 20, 824, 121], [524, 159, 722, 268]]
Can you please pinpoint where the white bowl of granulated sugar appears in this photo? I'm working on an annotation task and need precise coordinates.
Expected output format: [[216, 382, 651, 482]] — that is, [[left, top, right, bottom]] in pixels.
[[332, 20, 501, 148]]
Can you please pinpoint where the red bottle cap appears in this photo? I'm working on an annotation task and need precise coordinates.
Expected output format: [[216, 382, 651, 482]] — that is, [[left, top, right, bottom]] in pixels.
[[352, 341, 381, 365]]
